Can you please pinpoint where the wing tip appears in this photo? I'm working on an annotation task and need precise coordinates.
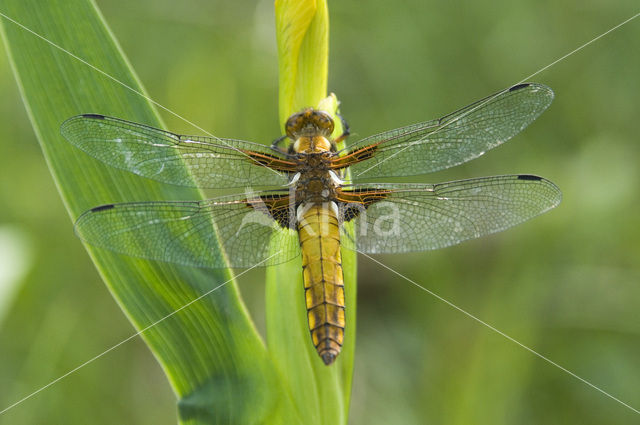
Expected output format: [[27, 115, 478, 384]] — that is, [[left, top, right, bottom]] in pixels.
[[517, 174, 563, 207], [60, 113, 106, 137], [509, 82, 554, 100]]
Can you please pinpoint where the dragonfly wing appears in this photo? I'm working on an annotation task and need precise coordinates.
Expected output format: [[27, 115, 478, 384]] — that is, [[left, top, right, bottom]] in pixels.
[[338, 175, 561, 253], [61, 114, 293, 189], [338, 83, 554, 180], [75, 192, 300, 268]]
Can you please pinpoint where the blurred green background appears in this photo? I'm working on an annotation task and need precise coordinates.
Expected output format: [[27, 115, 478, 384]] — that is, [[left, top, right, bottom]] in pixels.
[[1, 0, 639, 424]]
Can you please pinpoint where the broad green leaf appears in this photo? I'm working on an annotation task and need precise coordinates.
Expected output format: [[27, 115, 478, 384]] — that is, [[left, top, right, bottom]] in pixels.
[[275, 0, 329, 127], [0, 1, 294, 423]]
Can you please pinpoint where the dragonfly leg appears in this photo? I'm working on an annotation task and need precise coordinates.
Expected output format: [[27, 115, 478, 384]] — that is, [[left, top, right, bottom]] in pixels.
[[270, 135, 289, 154], [333, 113, 350, 146]]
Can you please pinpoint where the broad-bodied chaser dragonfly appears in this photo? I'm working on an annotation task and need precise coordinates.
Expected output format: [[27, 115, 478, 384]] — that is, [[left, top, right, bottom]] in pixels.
[[61, 82, 561, 365]]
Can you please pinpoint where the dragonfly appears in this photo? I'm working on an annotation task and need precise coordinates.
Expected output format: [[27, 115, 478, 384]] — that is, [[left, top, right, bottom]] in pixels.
[[61, 82, 561, 365]]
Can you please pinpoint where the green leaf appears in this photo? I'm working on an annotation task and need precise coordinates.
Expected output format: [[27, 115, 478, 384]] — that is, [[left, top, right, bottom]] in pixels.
[[1, 0, 354, 422], [0, 1, 292, 423], [275, 0, 329, 126]]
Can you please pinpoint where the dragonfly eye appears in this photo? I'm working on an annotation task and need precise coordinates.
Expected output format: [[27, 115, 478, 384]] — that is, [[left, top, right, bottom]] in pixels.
[[285, 110, 306, 139], [311, 110, 335, 136]]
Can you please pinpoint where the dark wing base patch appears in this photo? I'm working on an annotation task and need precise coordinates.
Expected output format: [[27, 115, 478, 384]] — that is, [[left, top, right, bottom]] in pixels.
[[335, 187, 391, 222], [246, 193, 293, 229]]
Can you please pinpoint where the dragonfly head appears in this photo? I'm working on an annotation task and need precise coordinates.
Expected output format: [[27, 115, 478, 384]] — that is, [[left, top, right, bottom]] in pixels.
[[285, 108, 335, 140]]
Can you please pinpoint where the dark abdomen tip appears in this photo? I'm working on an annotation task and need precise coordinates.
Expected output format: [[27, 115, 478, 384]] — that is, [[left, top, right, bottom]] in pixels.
[[320, 351, 337, 365]]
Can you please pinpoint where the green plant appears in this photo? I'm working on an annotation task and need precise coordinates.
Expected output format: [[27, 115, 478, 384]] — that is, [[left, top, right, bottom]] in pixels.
[[0, 0, 354, 423]]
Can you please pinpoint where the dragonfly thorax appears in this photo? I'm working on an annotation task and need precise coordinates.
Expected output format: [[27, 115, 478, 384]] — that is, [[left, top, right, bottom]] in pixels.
[[293, 154, 341, 205], [292, 136, 333, 154]]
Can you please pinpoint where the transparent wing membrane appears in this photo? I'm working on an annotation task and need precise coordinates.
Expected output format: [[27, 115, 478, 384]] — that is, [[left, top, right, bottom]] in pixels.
[[74, 193, 300, 268], [343, 83, 554, 180], [61, 114, 292, 189], [340, 175, 561, 253]]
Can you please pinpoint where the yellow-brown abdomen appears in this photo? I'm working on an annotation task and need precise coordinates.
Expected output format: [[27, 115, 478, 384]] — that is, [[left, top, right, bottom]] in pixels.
[[297, 203, 345, 365]]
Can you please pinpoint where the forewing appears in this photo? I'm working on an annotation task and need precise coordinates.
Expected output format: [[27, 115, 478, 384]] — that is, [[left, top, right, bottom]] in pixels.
[[61, 114, 293, 189], [339, 175, 561, 253], [339, 83, 554, 180], [75, 192, 300, 268]]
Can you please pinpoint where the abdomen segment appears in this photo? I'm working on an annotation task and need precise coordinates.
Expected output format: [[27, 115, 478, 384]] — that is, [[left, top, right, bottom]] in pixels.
[[297, 203, 345, 365]]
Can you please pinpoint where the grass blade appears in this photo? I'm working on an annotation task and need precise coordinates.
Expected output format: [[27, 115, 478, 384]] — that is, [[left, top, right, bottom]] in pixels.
[[0, 1, 290, 423]]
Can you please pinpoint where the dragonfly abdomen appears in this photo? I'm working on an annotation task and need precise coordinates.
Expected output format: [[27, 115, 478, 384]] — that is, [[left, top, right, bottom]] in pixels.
[[297, 202, 345, 365]]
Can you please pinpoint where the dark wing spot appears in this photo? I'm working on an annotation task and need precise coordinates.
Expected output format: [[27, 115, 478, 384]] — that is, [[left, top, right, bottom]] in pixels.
[[517, 174, 542, 181], [90, 204, 115, 212], [509, 83, 531, 92], [81, 113, 106, 119]]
